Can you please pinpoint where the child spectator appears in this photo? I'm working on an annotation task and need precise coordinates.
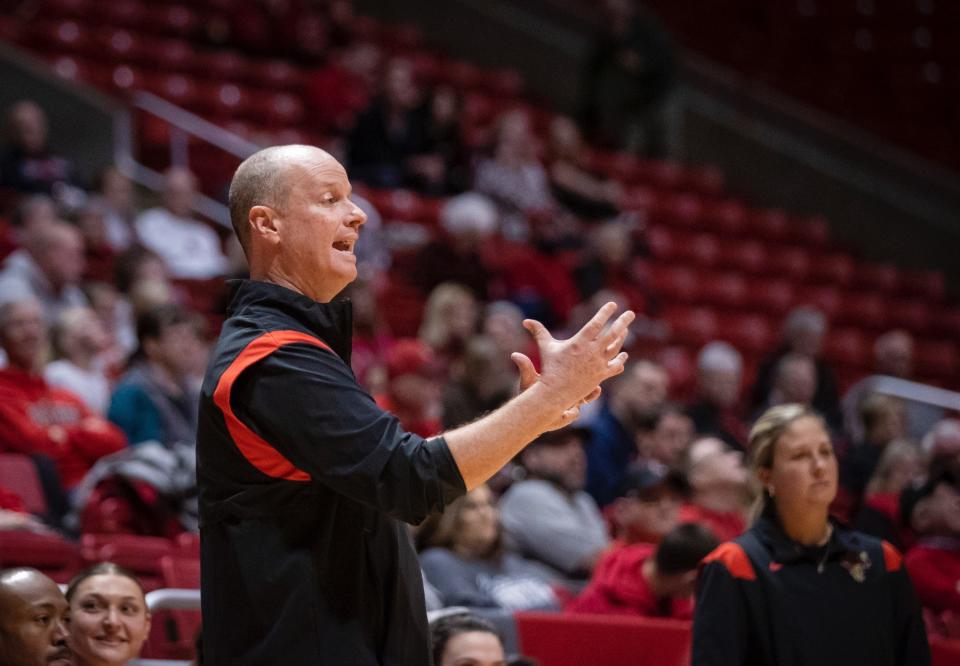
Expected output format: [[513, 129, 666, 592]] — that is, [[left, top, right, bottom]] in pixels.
[[418, 485, 562, 612], [374, 338, 442, 438], [568, 523, 718, 618]]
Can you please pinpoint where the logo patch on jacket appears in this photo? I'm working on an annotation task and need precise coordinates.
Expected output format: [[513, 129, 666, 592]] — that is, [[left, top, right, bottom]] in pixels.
[[840, 550, 872, 583]]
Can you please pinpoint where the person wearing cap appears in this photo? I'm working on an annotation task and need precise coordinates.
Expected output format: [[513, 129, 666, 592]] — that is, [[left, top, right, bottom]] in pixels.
[[374, 337, 443, 437], [499, 425, 611, 580], [198, 145, 634, 665], [902, 471, 960, 618], [692, 404, 930, 666], [568, 523, 718, 619], [609, 464, 685, 546]]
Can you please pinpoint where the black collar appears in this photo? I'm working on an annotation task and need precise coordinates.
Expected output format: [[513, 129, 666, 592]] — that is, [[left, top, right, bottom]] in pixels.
[[753, 514, 866, 565], [226, 279, 354, 364]]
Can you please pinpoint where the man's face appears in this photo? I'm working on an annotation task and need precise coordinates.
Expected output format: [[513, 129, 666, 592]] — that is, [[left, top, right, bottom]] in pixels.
[[619, 363, 669, 422], [1, 301, 46, 371], [525, 436, 587, 493], [776, 358, 816, 405], [162, 171, 196, 219], [148, 321, 201, 381], [0, 571, 72, 666], [274, 157, 366, 302], [699, 368, 741, 409], [11, 104, 48, 154], [37, 229, 85, 289]]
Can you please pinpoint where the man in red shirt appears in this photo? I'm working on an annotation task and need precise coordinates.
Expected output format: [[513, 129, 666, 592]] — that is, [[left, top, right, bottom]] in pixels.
[[568, 523, 717, 618], [679, 437, 749, 542], [0, 299, 126, 490]]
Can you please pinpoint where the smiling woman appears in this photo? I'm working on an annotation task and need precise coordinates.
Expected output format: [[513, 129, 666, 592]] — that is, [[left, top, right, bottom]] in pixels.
[[65, 563, 152, 666]]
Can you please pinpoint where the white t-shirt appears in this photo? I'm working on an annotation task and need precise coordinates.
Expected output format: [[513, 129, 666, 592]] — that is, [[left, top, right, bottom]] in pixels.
[[43, 360, 111, 415], [135, 207, 227, 279]]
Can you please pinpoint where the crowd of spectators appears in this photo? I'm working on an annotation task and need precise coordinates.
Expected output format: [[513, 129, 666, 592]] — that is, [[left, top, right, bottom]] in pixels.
[[0, 0, 958, 654]]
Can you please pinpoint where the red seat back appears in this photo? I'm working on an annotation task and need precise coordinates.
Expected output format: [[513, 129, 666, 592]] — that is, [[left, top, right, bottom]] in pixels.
[[515, 612, 691, 666], [0, 454, 47, 515]]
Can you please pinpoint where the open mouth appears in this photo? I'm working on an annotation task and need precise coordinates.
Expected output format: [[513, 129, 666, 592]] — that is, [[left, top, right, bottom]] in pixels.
[[332, 239, 354, 253]]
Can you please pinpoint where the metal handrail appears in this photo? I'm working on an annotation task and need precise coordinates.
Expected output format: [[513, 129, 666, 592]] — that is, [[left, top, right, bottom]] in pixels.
[[129, 588, 201, 666]]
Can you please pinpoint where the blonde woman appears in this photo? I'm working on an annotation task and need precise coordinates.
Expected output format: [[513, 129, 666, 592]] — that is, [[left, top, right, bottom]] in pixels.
[[692, 404, 930, 666]]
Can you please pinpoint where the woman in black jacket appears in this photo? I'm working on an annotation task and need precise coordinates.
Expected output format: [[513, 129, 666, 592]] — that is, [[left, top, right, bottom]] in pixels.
[[692, 403, 930, 666]]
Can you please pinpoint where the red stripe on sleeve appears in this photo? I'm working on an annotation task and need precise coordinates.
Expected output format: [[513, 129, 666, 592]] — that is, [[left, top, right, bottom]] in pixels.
[[213, 330, 334, 482], [702, 542, 757, 580], [881, 540, 903, 572]]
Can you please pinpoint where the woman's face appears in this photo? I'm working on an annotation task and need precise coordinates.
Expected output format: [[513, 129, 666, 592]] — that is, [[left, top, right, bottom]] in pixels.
[[454, 486, 499, 557], [68, 574, 151, 666], [761, 416, 838, 512]]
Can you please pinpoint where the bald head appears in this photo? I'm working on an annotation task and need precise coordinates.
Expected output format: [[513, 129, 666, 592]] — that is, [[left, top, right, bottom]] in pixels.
[[0, 568, 71, 666], [228, 145, 338, 256]]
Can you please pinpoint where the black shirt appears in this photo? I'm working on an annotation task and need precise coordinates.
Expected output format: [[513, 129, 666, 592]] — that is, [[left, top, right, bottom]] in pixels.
[[692, 514, 930, 666], [197, 280, 466, 665]]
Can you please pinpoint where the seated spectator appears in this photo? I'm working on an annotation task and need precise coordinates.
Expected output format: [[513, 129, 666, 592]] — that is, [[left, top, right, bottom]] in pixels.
[[902, 471, 960, 616], [474, 110, 553, 240], [749, 306, 842, 429], [755, 352, 817, 415], [134, 168, 227, 279], [421, 85, 470, 195], [347, 58, 441, 191], [567, 523, 718, 618], [419, 282, 480, 370], [547, 116, 622, 221], [418, 485, 562, 612], [430, 612, 508, 666], [572, 220, 649, 314], [0, 567, 72, 666], [351, 194, 391, 281], [96, 166, 137, 251], [108, 304, 202, 447], [11, 193, 58, 237], [483, 300, 534, 362], [679, 437, 749, 542], [74, 197, 116, 282], [924, 418, 960, 480], [374, 338, 442, 438], [635, 404, 694, 473], [844, 329, 943, 442], [0, 220, 87, 320], [500, 426, 610, 579], [65, 562, 151, 666], [345, 278, 394, 393], [0, 299, 126, 490], [0, 100, 75, 197], [686, 341, 748, 452], [0, 485, 52, 533], [414, 192, 498, 300], [442, 335, 516, 430], [43, 306, 111, 415], [853, 440, 922, 550], [305, 41, 381, 133], [585, 359, 669, 507], [609, 466, 684, 546], [840, 393, 906, 502]]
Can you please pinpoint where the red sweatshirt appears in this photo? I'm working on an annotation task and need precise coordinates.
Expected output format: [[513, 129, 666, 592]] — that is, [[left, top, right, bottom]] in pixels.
[[679, 503, 747, 543], [0, 368, 127, 488], [567, 542, 693, 619], [905, 537, 960, 613]]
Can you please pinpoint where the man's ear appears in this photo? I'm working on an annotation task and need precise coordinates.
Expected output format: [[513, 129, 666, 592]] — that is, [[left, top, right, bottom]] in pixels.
[[249, 205, 280, 244]]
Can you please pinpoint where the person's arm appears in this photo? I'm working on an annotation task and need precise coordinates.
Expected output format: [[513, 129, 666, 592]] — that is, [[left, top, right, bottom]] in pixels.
[[905, 548, 960, 613], [445, 302, 633, 490], [692, 559, 750, 666]]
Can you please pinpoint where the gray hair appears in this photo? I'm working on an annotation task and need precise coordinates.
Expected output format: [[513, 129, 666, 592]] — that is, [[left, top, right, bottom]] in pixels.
[[784, 306, 826, 337], [440, 192, 498, 237], [697, 341, 742, 375]]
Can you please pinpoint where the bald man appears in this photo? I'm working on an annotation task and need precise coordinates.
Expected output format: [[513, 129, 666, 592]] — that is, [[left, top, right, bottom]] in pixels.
[[0, 568, 71, 666], [197, 145, 633, 664]]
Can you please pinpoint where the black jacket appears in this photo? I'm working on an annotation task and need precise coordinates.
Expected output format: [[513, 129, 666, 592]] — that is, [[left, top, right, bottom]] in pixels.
[[692, 514, 930, 666], [197, 280, 466, 665]]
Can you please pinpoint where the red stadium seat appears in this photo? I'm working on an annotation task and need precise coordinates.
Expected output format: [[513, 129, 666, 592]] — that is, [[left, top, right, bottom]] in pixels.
[[717, 239, 769, 274], [246, 59, 304, 91], [146, 73, 199, 109], [650, 264, 700, 304], [0, 454, 47, 515], [797, 285, 841, 319], [854, 262, 901, 293], [0, 531, 80, 583], [678, 233, 720, 267], [703, 200, 749, 236], [749, 209, 792, 243], [32, 20, 91, 56], [886, 299, 932, 334], [900, 269, 946, 301], [80, 534, 174, 590], [664, 305, 719, 347], [148, 555, 202, 660], [253, 92, 306, 127], [41, 0, 91, 20], [916, 341, 959, 379], [823, 327, 872, 369], [795, 215, 831, 247], [778, 246, 812, 282], [746, 279, 795, 315], [809, 252, 855, 286], [703, 271, 748, 309], [190, 50, 247, 82], [719, 312, 774, 353], [837, 291, 889, 330], [516, 612, 691, 666], [98, 0, 146, 30], [143, 4, 200, 39]]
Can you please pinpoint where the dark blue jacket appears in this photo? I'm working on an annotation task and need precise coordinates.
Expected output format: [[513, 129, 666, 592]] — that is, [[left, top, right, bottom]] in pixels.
[[197, 280, 465, 665], [693, 513, 930, 666]]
